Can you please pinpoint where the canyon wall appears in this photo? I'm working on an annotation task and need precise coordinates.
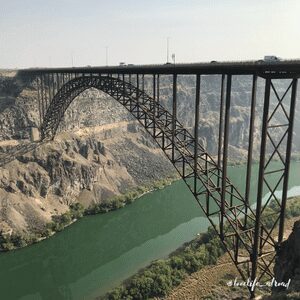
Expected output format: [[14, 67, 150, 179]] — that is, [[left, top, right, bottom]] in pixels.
[[0, 72, 299, 235]]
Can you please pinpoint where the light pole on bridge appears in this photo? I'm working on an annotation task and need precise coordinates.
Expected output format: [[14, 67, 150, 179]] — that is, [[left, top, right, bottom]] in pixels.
[[105, 46, 109, 66], [166, 37, 170, 63]]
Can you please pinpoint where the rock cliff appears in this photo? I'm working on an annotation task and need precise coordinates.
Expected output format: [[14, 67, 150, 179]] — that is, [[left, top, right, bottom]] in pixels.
[[0, 121, 174, 234], [271, 220, 300, 298]]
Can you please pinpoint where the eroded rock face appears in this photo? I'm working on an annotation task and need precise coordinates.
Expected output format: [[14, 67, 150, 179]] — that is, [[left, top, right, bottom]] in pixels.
[[273, 220, 300, 296], [0, 123, 174, 234], [0, 74, 175, 235]]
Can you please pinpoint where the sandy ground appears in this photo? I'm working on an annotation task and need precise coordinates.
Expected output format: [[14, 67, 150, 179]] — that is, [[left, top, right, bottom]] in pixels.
[[0, 139, 20, 147], [164, 216, 300, 300], [74, 120, 137, 137]]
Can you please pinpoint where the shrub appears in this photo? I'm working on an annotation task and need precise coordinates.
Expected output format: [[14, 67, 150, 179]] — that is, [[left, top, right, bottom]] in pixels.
[[2, 242, 15, 251], [103, 227, 225, 299], [70, 203, 84, 218]]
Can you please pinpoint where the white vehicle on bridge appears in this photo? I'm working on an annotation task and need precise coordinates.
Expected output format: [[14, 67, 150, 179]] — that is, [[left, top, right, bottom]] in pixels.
[[264, 55, 281, 62]]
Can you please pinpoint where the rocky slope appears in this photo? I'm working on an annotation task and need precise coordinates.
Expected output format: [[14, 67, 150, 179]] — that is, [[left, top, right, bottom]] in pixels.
[[270, 220, 300, 299], [0, 122, 174, 235], [0, 74, 174, 236]]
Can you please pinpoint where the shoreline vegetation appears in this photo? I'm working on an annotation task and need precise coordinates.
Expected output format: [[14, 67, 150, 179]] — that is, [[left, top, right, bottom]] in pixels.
[[101, 196, 300, 300], [0, 172, 179, 252]]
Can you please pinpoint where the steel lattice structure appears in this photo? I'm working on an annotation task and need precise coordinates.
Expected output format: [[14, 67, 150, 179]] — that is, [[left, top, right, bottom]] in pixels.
[[6, 61, 300, 297]]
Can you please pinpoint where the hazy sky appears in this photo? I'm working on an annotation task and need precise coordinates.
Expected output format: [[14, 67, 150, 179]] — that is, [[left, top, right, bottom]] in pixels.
[[0, 0, 299, 68]]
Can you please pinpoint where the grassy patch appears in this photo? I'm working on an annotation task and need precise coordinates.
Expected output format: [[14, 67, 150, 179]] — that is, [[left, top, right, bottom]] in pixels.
[[0, 203, 85, 251], [85, 174, 179, 215]]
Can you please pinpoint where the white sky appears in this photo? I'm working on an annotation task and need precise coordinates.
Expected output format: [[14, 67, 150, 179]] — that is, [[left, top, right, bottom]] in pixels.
[[0, 0, 299, 68]]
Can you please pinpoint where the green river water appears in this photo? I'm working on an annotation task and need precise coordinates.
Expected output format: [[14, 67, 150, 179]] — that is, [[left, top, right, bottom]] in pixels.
[[0, 162, 299, 300]]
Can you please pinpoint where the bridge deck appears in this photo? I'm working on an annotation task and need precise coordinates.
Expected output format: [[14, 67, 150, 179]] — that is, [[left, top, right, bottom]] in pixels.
[[18, 60, 300, 76]]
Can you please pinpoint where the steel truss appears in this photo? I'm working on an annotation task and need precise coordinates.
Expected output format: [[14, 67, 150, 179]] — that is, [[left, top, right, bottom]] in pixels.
[[10, 71, 299, 297]]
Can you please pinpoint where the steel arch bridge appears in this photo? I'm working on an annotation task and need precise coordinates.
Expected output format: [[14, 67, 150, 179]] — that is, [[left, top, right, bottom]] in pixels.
[[4, 61, 300, 297]]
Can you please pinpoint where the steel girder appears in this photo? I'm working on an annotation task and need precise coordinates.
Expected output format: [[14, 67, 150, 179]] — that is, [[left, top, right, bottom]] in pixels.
[[35, 73, 300, 298]]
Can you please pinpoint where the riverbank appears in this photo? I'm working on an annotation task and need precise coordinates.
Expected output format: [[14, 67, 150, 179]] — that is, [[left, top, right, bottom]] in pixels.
[[101, 196, 300, 300], [0, 173, 179, 252], [2, 156, 299, 252]]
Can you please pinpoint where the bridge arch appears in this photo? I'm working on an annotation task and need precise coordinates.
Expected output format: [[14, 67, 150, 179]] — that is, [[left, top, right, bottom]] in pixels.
[[40, 74, 267, 286]]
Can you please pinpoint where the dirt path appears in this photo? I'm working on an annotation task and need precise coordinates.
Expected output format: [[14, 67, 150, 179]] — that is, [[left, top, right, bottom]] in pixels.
[[165, 254, 240, 300]]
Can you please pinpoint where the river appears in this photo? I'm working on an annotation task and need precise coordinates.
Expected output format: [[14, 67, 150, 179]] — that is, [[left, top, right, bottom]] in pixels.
[[0, 162, 299, 300]]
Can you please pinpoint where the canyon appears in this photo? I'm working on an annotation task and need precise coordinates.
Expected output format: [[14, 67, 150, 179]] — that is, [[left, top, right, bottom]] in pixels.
[[0, 71, 299, 238]]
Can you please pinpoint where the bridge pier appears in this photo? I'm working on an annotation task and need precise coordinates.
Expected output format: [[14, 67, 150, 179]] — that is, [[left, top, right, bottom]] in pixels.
[[220, 74, 232, 240], [217, 74, 225, 186], [244, 74, 257, 229], [278, 78, 298, 242], [172, 74, 177, 162], [194, 74, 201, 196]]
